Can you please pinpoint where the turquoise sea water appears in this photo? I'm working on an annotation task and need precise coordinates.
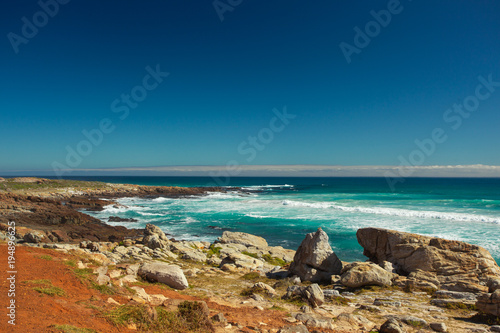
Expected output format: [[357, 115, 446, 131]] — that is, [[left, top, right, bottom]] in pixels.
[[66, 177, 500, 263]]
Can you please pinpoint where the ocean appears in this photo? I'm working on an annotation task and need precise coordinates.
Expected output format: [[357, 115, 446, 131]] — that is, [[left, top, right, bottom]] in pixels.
[[66, 176, 500, 264]]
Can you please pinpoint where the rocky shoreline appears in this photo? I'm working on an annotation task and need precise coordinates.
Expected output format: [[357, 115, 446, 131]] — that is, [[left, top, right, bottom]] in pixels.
[[1, 177, 500, 332], [0, 177, 225, 243]]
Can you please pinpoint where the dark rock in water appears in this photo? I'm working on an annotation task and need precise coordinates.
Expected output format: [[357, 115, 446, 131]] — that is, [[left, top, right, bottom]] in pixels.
[[208, 226, 222, 230], [108, 216, 138, 222]]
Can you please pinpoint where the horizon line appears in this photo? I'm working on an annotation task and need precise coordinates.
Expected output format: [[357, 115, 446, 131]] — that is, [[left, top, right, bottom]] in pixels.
[[2, 164, 500, 178]]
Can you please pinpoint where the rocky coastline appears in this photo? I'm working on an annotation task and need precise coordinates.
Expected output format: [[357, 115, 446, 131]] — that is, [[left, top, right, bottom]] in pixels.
[[1, 177, 500, 332]]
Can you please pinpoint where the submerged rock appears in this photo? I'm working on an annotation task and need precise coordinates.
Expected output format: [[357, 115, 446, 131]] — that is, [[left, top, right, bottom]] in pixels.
[[289, 228, 342, 283]]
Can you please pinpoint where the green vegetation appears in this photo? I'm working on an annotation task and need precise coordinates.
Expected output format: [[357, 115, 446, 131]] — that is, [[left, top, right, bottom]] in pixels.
[[406, 320, 424, 328], [34, 285, 66, 296], [282, 296, 306, 307], [23, 279, 52, 285], [261, 254, 286, 267], [63, 259, 77, 267], [445, 302, 477, 310], [25, 279, 66, 296], [73, 268, 94, 282], [240, 287, 254, 297], [331, 296, 350, 306], [50, 324, 97, 333], [269, 305, 286, 311], [104, 301, 214, 333], [205, 244, 222, 257], [241, 251, 259, 259], [90, 282, 115, 295], [241, 272, 261, 280], [37, 254, 53, 261], [72, 267, 115, 295], [0, 178, 107, 193]]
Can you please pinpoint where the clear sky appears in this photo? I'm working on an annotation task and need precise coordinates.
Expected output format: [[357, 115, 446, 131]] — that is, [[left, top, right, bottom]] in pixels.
[[1, 0, 499, 175]]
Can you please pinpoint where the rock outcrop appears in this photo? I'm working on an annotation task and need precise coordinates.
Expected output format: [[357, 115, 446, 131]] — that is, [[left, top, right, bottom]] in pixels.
[[340, 262, 393, 288], [476, 289, 500, 317], [283, 284, 325, 308], [138, 262, 189, 290], [143, 224, 170, 250], [380, 318, 407, 333], [218, 231, 268, 248], [289, 228, 342, 283], [357, 227, 500, 293]]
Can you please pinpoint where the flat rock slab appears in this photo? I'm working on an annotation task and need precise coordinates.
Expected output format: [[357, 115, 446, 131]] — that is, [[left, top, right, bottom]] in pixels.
[[138, 262, 189, 290]]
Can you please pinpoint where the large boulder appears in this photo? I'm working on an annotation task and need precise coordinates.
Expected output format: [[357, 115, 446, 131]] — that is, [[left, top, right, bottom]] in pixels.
[[217, 231, 268, 248], [284, 284, 325, 308], [380, 318, 407, 333], [340, 262, 393, 288], [143, 224, 170, 250], [23, 230, 46, 243], [138, 263, 188, 290], [357, 228, 500, 293], [476, 289, 500, 317], [289, 228, 342, 283]]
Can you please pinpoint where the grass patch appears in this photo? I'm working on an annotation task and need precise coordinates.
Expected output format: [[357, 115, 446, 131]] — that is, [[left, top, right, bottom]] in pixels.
[[27, 279, 66, 296], [23, 279, 52, 285], [63, 259, 76, 267], [241, 272, 261, 280], [445, 302, 477, 310], [269, 305, 286, 311], [34, 286, 66, 296], [50, 324, 97, 333], [124, 285, 137, 295], [331, 296, 351, 306], [205, 244, 222, 258], [240, 287, 254, 297], [37, 254, 53, 261], [72, 267, 115, 295], [90, 281, 115, 295], [406, 320, 424, 328], [282, 296, 306, 307], [104, 301, 214, 332], [262, 254, 286, 266], [241, 251, 258, 259], [73, 268, 94, 282], [88, 259, 102, 266]]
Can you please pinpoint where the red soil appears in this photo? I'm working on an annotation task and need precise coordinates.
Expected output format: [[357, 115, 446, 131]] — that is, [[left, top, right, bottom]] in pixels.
[[0, 245, 332, 332]]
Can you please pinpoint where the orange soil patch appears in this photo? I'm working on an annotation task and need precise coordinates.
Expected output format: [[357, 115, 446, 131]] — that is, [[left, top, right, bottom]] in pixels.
[[0, 244, 126, 333], [0, 244, 342, 332]]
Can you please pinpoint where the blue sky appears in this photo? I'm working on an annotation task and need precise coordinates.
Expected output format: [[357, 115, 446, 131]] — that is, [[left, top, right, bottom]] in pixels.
[[1, 0, 500, 175]]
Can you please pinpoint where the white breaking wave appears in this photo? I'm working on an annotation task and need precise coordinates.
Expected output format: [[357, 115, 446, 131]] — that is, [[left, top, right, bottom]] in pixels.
[[152, 197, 172, 203], [281, 200, 500, 224], [241, 184, 294, 191]]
